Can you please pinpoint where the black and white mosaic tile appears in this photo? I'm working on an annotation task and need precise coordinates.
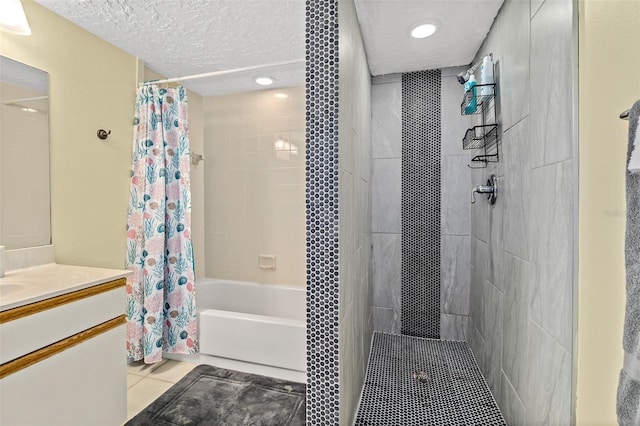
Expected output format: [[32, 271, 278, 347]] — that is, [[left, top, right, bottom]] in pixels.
[[305, 0, 340, 424], [401, 70, 442, 338], [355, 332, 506, 425]]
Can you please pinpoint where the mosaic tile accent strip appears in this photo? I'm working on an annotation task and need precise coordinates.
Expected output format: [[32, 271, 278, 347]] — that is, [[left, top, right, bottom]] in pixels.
[[305, 0, 340, 424], [401, 70, 442, 338], [355, 332, 506, 425]]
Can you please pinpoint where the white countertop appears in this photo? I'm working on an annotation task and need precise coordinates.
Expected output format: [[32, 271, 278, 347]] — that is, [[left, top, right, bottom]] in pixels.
[[0, 263, 131, 312]]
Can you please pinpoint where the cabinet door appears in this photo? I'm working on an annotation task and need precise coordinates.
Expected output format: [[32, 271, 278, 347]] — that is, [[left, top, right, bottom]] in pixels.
[[0, 324, 126, 426]]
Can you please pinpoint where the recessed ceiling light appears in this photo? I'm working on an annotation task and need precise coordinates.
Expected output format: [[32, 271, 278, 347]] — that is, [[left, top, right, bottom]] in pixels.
[[0, 0, 31, 36], [410, 23, 438, 39], [274, 92, 289, 100], [255, 76, 275, 86]]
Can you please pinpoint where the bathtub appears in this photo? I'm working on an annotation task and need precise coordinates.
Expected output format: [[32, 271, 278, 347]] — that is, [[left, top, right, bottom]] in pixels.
[[165, 278, 306, 382]]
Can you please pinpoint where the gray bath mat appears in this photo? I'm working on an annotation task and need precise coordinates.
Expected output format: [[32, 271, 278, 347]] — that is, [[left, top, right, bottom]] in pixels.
[[126, 365, 306, 425]]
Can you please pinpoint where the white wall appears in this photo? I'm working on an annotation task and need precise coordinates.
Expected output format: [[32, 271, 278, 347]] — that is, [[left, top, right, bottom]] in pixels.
[[0, 0, 138, 269], [202, 87, 306, 287], [577, 1, 640, 423]]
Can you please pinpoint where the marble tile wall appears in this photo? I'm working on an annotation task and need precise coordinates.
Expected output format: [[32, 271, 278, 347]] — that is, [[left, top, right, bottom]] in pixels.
[[371, 74, 402, 334], [338, 0, 373, 424], [370, 69, 472, 341], [440, 67, 473, 340], [467, 0, 576, 424]]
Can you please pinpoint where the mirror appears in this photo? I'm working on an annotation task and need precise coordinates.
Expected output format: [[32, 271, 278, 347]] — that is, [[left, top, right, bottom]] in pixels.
[[0, 56, 51, 250]]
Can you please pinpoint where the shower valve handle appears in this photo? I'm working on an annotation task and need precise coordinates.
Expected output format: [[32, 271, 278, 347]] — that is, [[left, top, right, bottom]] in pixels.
[[471, 175, 498, 205]]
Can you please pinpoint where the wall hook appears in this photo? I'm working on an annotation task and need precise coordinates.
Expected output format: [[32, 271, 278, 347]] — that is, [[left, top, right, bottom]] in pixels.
[[97, 129, 111, 140]]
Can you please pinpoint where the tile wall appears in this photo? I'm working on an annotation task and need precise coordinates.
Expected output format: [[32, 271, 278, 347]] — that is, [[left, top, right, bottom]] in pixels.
[[440, 67, 473, 340], [370, 69, 472, 340], [467, 0, 576, 423], [305, 0, 340, 423], [371, 74, 402, 334], [202, 87, 306, 287], [401, 70, 442, 339], [0, 81, 50, 249], [338, 0, 373, 423]]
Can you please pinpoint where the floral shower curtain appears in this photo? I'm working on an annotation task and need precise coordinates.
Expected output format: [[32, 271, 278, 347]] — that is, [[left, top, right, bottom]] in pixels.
[[126, 85, 198, 363]]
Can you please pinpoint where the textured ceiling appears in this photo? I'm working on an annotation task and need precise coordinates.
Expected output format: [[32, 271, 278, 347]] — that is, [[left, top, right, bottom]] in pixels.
[[33, 0, 503, 94], [0, 56, 49, 95], [34, 0, 306, 96], [355, 0, 504, 75]]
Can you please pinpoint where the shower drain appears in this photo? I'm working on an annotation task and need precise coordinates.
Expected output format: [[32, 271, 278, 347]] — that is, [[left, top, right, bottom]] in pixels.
[[413, 371, 432, 383]]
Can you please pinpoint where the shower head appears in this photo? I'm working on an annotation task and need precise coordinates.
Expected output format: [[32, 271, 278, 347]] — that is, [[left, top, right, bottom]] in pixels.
[[456, 54, 492, 85], [456, 72, 469, 85]]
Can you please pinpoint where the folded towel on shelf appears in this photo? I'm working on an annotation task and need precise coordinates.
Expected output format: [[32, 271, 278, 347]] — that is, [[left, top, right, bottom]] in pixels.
[[618, 99, 640, 426]]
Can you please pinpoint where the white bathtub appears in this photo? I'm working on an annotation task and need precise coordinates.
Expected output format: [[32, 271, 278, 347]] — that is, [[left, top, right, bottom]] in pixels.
[[165, 278, 306, 382]]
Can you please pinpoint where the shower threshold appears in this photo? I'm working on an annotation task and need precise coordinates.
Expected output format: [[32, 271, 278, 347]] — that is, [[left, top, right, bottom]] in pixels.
[[355, 332, 506, 425]]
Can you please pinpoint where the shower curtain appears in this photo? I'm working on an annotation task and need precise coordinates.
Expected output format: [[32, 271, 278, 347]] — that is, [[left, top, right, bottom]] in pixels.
[[126, 85, 198, 364]]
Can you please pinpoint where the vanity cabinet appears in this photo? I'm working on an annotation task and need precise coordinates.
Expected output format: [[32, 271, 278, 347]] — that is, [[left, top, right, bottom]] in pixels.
[[0, 273, 128, 426]]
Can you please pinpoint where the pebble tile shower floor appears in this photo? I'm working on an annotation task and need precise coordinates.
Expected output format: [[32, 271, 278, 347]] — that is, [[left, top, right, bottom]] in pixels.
[[355, 332, 506, 425]]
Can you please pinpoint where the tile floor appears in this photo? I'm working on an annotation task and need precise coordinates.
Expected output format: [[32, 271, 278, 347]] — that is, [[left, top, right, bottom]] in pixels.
[[126, 359, 197, 421], [355, 333, 505, 425]]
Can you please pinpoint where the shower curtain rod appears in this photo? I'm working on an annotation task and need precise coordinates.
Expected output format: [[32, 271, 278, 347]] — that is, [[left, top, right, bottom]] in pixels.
[[139, 59, 305, 86], [3, 95, 48, 105]]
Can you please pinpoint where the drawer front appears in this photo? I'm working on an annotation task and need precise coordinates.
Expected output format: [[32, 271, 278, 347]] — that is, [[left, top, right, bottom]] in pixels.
[[0, 324, 126, 426], [0, 281, 125, 364]]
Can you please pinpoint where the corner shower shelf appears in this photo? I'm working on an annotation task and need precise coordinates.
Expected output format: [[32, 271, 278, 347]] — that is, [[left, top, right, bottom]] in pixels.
[[470, 153, 499, 164], [460, 81, 498, 168], [460, 84, 495, 116], [462, 124, 497, 150]]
